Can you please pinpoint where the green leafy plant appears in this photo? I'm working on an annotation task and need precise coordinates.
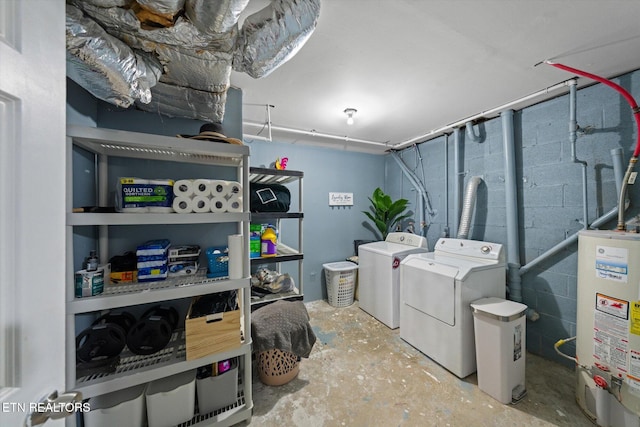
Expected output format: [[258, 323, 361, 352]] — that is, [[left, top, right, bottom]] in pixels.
[[363, 187, 411, 240]]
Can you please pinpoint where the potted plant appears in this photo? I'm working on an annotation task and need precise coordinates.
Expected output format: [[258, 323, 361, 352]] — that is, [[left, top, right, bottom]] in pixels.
[[363, 187, 411, 240]]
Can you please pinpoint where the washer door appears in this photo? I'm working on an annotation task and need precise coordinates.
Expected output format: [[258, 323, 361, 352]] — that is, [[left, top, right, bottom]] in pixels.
[[402, 260, 458, 326]]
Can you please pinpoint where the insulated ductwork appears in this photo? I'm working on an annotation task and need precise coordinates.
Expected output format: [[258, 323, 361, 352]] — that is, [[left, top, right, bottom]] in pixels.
[[457, 176, 483, 239], [66, 0, 321, 122], [66, 4, 161, 108], [138, 0, 184, 18], [233, 0, 322, 78], [186, 0, 251, 35]]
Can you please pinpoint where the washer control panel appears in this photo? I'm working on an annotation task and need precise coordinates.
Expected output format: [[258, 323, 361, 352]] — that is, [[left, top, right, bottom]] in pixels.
[[434, 238, 504, 261], [385, 232, 428, 248]]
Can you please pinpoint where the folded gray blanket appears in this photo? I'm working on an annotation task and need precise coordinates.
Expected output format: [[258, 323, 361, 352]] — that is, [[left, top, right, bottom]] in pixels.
[[251, 300, 317, 358]]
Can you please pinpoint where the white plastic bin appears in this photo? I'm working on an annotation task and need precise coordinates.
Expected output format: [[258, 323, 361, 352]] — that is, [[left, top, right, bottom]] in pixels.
[[470, 297, 528, 404], [323, 261, 358, 307], [146, 370, 196, 427], [84, 384, 146, 427], [196, 365, 238, 414]]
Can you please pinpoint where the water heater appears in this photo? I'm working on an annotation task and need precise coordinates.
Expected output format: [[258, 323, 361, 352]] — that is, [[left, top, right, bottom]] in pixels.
[[577, 230, 640, 426]]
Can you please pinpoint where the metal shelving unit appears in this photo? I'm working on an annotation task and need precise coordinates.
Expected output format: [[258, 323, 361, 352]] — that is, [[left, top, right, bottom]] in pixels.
[[65, 126, 253, 426], [249, 167, 304, 307]]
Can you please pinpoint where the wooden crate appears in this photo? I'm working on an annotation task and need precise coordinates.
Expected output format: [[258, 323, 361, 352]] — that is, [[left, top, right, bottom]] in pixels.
[[185, 299, 242, 361]]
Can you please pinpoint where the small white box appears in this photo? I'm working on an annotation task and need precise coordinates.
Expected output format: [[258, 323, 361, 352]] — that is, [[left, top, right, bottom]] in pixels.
[[196, 366, 238, 414], [84, 384, 146, 427], [146, 370, 196, 427]]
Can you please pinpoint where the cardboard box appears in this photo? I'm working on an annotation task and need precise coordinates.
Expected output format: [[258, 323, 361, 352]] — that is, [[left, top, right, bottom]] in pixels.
[[110, 270, 137, 284], [185, 298, 241, 361]]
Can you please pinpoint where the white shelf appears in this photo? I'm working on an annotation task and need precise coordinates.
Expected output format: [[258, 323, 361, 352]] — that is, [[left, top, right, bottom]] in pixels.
[[68, 212, 249, 226], [66, 126, 253, 427], [249, 166, 302, 185], [67, 272, 248, 314], [67, 125, 248, 165], [75, 339, 251, 398]]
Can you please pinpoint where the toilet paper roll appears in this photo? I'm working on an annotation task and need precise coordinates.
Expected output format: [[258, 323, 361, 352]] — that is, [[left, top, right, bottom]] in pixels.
[[226, 195, 243, 212], [193, 179, 211, 197], [228, 234, 243, 279], [225, 181, 242, 199], [191, 195, 210, 213], [210, 180, 231, 198], [174, 179, 194, 197], [173, 196, 194, 213], [210, 196, 229, 213]]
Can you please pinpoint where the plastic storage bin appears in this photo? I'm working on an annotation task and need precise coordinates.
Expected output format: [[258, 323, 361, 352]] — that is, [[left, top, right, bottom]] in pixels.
[[84, 384, 146, 427], [196, 364, 239, 414], [205, 246, 229, 278], [470, 297, 528, 404], [323, 261, 358, 308], [146, 370, 196, 427]]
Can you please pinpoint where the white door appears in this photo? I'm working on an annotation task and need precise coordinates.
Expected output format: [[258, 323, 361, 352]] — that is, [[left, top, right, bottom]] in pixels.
[[0, 0, 68, 425]]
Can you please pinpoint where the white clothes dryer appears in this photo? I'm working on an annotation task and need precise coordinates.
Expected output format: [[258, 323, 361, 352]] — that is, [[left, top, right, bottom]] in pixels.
[[358, 232, 428, 329], [400, 238, 506, 378]]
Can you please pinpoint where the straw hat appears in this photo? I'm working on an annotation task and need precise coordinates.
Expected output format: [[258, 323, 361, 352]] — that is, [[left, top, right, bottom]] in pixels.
[[177, 123, 243, 145]]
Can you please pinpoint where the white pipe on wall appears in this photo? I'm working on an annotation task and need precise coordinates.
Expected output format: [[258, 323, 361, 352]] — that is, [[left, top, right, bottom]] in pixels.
[[502, 109, 523, 303], [390, 151, 427, 236], [443, 134, 450, 237], [519, 148, 627, 276], [453, 128, 463, 237], [243, 120, 389, 146], [569, 79, 589, 229], [466, 121, 481, 143], [393, 80, 574, 149]]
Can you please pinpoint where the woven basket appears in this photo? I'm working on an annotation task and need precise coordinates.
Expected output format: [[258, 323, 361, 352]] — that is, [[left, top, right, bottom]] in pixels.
[[257, 349, 300, 386]]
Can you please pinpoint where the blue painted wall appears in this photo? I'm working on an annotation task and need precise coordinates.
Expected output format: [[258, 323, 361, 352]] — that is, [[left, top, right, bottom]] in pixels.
[[385, 69, 640, 365], [247, 138, 385, 301]]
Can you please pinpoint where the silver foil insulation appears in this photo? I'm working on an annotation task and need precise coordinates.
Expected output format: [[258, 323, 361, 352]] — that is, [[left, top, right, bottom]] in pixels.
[[66, 0, 321, 123]]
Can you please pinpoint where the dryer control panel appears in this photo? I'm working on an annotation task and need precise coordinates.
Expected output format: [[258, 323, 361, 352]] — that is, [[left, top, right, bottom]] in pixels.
[[385, 232, 428, 248], [434, 238, 504, 262]]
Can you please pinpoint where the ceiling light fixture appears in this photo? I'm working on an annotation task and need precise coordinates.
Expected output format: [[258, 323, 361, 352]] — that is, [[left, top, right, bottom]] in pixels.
[[344, 108, 357, 125]]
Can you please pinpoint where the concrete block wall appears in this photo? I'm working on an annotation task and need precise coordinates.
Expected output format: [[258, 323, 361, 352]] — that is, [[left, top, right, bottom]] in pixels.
[[386, 69, 640, 366]]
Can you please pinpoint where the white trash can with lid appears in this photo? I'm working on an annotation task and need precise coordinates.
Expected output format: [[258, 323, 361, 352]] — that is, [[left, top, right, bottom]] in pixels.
[[470, 297, 528, 404]]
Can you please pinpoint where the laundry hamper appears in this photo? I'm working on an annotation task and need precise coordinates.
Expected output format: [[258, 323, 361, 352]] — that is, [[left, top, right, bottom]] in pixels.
[[257, 348, 300, 386], [323, 261, 358, 308]]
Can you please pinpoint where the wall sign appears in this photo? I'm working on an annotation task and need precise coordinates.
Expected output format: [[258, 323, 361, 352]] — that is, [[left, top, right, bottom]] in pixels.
[[329, 192, 353, 206]]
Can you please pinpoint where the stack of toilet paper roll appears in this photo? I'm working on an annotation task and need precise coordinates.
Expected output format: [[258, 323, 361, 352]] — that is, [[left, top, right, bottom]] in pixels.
[[172, 179, 243, 214]]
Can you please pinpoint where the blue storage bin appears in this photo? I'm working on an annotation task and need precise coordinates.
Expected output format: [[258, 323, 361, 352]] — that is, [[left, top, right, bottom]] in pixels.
[[205, 246, 229, 278]]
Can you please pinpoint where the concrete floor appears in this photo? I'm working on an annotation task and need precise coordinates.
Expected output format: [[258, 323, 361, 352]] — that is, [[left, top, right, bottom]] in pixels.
[[242, 300, 595, 427]]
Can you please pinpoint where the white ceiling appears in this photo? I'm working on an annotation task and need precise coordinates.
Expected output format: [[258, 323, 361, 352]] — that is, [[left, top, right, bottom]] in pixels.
[[231, 0, 640, 154]]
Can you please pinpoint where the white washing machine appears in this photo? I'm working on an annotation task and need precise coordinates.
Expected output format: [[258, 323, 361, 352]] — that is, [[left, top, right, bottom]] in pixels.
[[358, 232, 429, 329], [400, 238, 506, 378]]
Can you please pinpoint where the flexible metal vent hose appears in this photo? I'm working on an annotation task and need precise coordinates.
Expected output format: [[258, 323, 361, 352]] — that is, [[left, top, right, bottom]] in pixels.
[[457, 176, 483, 239]]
